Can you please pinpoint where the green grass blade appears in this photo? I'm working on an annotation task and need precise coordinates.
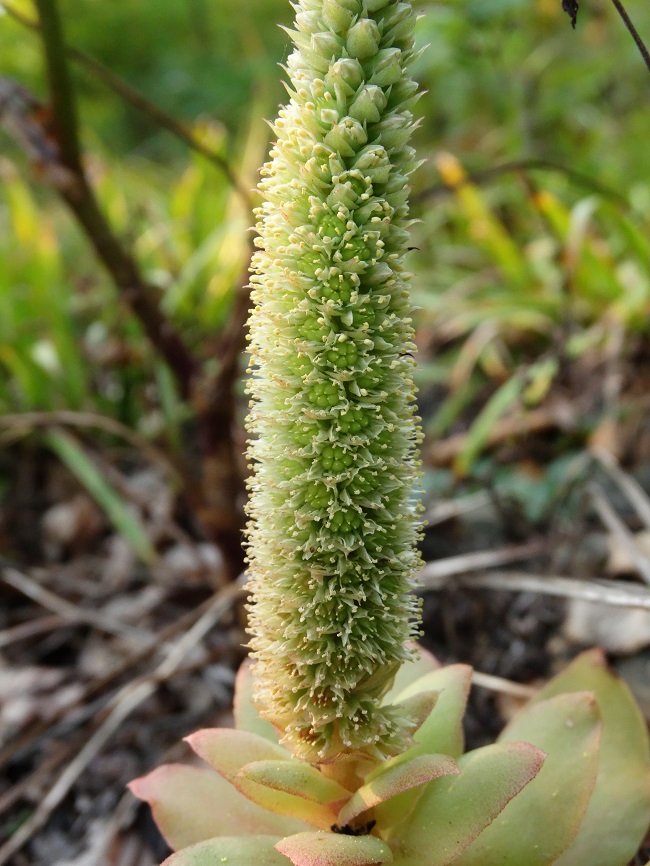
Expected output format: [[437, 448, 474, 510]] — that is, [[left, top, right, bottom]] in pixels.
[[454, 375, 523, 477], [44, 428, 157, 564]]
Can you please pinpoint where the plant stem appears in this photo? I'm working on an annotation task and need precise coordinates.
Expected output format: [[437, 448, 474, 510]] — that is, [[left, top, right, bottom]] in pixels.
[[3, 1, 248, 577], [30, 0, 199, 398], [414, 158, 627, 206], [1, 0, 252, 208], [32, 0, 82, 172], [609, 0, 650, 75]]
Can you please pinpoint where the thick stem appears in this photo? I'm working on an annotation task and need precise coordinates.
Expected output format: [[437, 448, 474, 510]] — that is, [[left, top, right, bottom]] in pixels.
[[31, 0, 199, 399]]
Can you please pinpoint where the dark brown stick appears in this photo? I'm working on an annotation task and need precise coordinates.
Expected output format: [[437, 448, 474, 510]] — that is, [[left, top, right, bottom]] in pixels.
[[18, 0, 200, 400], [4, 1, 250, 576], [609, 0, 650, 74], [1, 0, 253, 208]]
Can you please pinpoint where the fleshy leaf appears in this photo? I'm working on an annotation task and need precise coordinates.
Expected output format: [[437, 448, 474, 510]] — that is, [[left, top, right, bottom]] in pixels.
[[535, 649, 650, 866], [234, 658, 280, 743], [372, 665, 472, 831], [395, 690, 440, 738], [338, 753, 459, 825], [393, 664, 472, 759], [453, 692, 601, 866], [187, 729, 337, 828], [385, 644, 440, 702], [129, 764, 305, 850], [161, 835, 289, 866], [241, 760, 350, 805], [276, 831, 393, 866], [396, 741, 545, 865]]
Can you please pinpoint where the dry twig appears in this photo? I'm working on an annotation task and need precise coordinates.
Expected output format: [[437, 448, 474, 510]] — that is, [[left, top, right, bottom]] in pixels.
[[0, 614, 68, 649], [0, 579, 244, 865], [0, 411, 182, 484], [470, 671, 536, 699], [588, 482, 650, 586], [593, 447, 650, 530], [1, 566, 153, 643], [420, 567, 650, 611], [418, 540, 548, 582], [427, 405, 577, 467], [0, 585, 241, 771]]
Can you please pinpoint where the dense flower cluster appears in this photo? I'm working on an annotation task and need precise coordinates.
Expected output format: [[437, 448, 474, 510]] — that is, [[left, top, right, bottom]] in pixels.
[[246, 0, 423, 764]]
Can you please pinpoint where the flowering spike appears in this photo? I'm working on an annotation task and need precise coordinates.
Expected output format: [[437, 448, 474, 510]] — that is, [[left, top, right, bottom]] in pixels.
[[246, 0, 423, 766]]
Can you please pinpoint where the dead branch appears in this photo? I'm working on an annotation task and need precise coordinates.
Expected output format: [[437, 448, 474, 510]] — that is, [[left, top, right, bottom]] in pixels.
[[420, 567, 650, 611], [0, 579, 244, 865]]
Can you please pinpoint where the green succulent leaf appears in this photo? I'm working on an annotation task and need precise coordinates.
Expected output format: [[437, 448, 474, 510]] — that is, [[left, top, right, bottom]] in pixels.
[[395, 690, 440, 738], [234, 658, 281, 743], [384, 645, 441, 702], [187, 729, 337, 828], [241, 760, 350, 805], [453, 692, 601, 866], [276, 831, 393, 866], [161, 835, 289, 866], [534, 649, 650, 866], [338, 753, 459, 825], [372, 665, 473, 831], [129, 764, 305, 850], [396, 741, 545, 866], [392, 664, 473, 760]]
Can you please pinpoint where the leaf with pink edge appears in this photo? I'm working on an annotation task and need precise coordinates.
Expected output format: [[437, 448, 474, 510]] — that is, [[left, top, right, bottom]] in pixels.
[[371, 665, 472, 831], [241, 761, 350, 804], [129, 764, 305, 850], [161, 835, 289, 866], [396, 741, 545, 865], [187, 728, 337, 828], [338, 753, 458, 825], [396, 690, 440, 738], [393, 664, 473, 760], [234, 658, 280, 743], [452, 692, 601, 866], [276, 831, 393, 866], [385, 643, 440, 702], [534, 649, 650, 866]]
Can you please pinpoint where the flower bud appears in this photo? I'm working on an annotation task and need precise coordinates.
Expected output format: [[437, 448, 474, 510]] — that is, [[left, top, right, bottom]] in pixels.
[[324, 116, 368, 157], [346, 18, 381, 59], [326, 57, 364, 94], [348, 85, 387, 124], [368, 47, 403, 87], [322, 0, 358, 32]]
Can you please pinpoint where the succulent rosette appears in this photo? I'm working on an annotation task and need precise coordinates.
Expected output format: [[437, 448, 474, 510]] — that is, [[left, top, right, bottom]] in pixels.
[[131, 2, 650, 865], [131, 649, 650, 866]]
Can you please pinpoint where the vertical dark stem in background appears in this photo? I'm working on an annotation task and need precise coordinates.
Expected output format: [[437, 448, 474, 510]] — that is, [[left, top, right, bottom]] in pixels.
[[32, 0, 198, 398], [609, 0, 650, 74], [33, 0, 82, 172], [29, 0, 247, 578]]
